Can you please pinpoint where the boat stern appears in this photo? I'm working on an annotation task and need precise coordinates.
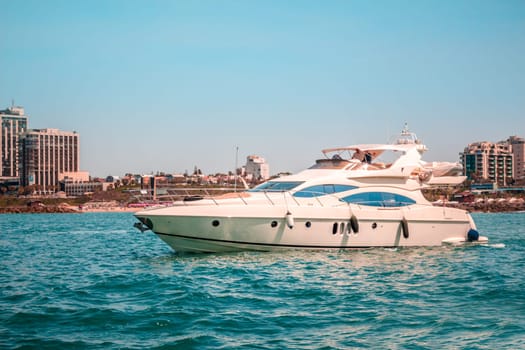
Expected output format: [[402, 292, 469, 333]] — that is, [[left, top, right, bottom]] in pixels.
[[441, 212, 488, 245]]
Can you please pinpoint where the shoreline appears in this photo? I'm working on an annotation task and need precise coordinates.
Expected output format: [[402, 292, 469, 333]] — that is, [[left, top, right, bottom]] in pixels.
[[1, 203, 524, 214], [0, 206, 141, 214]]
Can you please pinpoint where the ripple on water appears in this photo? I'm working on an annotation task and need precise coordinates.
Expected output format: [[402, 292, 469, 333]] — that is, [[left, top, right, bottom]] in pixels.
[[1, 212, 525, 349]]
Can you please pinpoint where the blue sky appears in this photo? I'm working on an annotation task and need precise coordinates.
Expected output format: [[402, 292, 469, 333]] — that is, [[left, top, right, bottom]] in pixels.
[[2, 0, 524, 177]]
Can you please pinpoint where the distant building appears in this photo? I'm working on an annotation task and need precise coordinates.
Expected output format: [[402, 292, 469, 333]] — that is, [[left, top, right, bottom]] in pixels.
[[0, 105, 28, 179], [60, 180, 103, 197], [508, 136, 525, 181], [460, 139, 514, 186], [245, 155, 270, 181], [19, 128, 80, 193], [105, 175, 120, 183], [59, 171, 90, 183], [58, 171, 97, 197]]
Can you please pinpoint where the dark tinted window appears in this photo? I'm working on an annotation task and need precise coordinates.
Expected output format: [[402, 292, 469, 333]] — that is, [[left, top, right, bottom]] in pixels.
[[342, 192, 416, 207]]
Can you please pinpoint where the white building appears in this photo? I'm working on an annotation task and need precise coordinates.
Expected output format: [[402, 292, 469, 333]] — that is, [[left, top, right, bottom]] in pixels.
[[60, 171, 90, 182], [19, 128, 80, 193], [245, 155, 270, 181], [58, 171, 96, 197], [0, 105, 28, 179]]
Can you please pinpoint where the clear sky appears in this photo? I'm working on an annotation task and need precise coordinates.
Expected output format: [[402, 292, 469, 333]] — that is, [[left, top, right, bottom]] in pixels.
[[2, 0, 524, 177]]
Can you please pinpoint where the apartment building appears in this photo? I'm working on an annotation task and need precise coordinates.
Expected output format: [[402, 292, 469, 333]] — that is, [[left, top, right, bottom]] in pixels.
[[460, 139, 516, 186], [508, 136, 525, 181], [19, 128, 80, 193], [0, 106, 28, 179]]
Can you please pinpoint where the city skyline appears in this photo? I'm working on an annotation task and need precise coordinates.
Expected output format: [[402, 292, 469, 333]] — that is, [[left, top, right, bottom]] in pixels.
[[5, 102, 524, 180], [2, 0, 524, 177]]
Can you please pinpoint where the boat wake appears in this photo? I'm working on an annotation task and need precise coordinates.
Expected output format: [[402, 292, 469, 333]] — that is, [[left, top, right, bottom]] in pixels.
[[486, 243, 506, 249]]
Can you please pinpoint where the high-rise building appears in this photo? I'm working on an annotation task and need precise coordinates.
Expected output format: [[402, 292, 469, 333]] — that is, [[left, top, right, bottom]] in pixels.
[[460, 140, 514, 186], [508, 136, 525, 181], [0, 106, 28, 178], [19, 128, 79, 193]]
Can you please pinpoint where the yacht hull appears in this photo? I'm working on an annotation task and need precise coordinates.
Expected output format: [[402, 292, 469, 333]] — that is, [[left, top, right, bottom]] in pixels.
[[135, 204, 483, 253]]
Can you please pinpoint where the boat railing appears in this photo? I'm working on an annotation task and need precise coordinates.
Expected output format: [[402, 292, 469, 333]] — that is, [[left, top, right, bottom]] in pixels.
[[263, 191, 275, 205], [130, 187, 430, 209], [127, 187, 250, 208]]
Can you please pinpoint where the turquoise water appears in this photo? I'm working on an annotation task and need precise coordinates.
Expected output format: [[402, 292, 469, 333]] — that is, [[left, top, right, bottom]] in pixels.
[[1, 212, 524, 349]]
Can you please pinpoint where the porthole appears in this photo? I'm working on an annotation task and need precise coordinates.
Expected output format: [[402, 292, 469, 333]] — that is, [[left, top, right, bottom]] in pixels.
[[340, 222, 345, 234], [332, 223, 338, 234], [372, 222, 377, 229], [212, 220, 220, 227], [271, 221, 278, 228], [305, 221, 311, 228]]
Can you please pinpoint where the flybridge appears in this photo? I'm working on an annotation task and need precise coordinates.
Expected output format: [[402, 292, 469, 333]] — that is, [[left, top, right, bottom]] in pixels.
[[322, 124, 428, 160]]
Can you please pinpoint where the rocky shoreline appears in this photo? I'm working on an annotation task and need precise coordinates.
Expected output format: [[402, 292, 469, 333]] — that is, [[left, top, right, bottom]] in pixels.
[[0, 205, 80, 214], [452, 202, 525, 213], [0, 198, 143, 214]]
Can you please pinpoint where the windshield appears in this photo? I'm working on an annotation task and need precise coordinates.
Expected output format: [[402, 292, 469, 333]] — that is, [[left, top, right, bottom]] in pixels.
[[293, 184, 358, 197], [309, 159, 351, 169], [248, 181, 304, 192]]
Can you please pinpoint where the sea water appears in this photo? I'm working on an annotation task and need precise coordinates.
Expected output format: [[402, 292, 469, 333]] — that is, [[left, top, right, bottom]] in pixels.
[[0, 212, 524, 349]]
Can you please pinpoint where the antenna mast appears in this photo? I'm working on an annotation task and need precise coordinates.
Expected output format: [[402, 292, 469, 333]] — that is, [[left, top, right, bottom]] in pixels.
[[234, 146, 239, 192]]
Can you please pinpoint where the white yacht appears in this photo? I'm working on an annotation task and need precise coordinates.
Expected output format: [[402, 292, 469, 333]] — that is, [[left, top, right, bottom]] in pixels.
[[134, 126, 487, 253]]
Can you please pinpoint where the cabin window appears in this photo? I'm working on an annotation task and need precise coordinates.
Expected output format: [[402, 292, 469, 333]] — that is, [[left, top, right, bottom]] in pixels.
[[342, 192, 416, 207], [293, 184, 358, 198], [249, 181, 304, 192]]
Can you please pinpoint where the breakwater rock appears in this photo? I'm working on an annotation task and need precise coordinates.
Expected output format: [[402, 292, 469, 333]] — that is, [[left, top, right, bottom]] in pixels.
[[442, 201, 525, 213], [0, 205, 79, 214]]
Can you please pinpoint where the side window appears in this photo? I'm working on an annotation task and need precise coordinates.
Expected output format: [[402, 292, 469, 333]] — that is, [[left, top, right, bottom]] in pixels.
[[342, 192, 415, 207], [381, 192, 397, 207], [391, 193, 416, 206], [334, 184, 355, 193], [323, 184, 335, 194], [293, 184, 357, 198]]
